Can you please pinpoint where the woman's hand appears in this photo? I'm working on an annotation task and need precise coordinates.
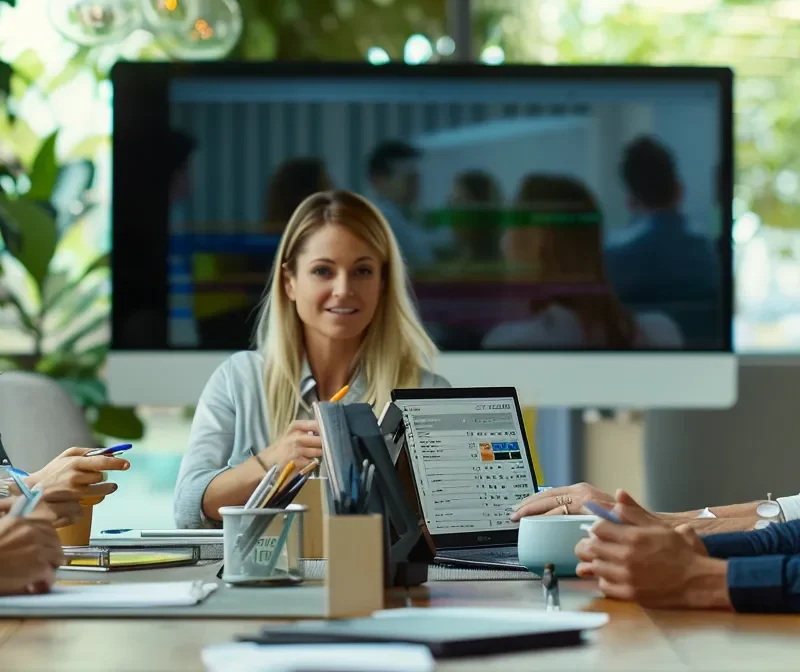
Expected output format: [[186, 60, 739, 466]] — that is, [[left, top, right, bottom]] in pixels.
[[0, 487, 84, 529], [511, 483, 615, 521], [0, 512, 64, 595], [260, 420, 322, 471], [24, 447, 130, 500]]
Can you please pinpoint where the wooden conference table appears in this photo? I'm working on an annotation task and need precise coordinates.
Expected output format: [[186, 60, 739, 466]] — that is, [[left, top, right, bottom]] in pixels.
[[1, 579, 799, 671]]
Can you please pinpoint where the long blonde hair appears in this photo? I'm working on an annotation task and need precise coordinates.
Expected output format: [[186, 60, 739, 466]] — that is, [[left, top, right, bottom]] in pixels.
[[255, 189, 438, 439]]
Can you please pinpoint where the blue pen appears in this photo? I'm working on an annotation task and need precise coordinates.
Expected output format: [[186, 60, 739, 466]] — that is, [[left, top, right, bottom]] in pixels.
[[85, 443, 133, 457], [7, 469, 32, 499], [583, 501, 624, 524], [101, 529, 134, 534]]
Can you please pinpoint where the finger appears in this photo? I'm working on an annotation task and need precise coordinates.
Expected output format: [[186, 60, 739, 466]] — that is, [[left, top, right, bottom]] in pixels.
[[598, 576, 635, 602], [613, 503, 654, 527], [296, 434, 323, 449], [511, 486, 569, 511], [574, 537, 596, 562], [299, 446, 323, 458], [581, 500, 614, 515], [542, 506, 571, 517], [589, 560, 631, 585], [67, 471, 107, 487], [60, 447, 92, 458], [82, 483, 118, 497], [291, 419, 319, 434], [589, 519, 637, 543], [580, 537, 638, 564], [675, 523, 701, 547], [615, 489, 642, 508], [40, 487, 81, 503], [576, 562, 595, 578], [74, 456, 130, 473]]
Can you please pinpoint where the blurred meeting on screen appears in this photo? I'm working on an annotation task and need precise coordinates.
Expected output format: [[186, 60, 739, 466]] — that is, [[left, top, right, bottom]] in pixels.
[[166, 76, 724, 352]]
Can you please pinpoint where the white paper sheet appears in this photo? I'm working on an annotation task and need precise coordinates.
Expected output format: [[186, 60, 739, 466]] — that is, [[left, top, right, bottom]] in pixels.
[[202, 643, 435, 672], [0, 580, 217, 609]]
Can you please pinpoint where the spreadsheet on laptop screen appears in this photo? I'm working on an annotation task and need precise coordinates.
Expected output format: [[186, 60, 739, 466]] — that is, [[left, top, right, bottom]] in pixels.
[[395, 397, 536, 535]]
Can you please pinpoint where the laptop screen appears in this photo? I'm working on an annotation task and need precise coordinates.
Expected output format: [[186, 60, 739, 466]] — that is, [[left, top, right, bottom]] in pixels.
[[394, 396, 537, 535]]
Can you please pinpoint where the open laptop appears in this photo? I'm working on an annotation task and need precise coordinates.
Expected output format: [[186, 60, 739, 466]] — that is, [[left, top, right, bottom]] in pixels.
[[390, 387, 540, 571]]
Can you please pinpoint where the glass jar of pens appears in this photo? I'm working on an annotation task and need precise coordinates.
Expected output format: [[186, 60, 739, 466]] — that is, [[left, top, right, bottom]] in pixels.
[[219, 458, 318, 586]]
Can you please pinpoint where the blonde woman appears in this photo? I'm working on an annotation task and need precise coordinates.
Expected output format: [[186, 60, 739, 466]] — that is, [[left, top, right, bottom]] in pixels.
[[174, 190, 448, 528]]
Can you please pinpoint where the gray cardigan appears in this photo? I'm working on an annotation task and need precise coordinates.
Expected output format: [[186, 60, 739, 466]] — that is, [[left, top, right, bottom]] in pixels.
[[173, 350, 449, 528]]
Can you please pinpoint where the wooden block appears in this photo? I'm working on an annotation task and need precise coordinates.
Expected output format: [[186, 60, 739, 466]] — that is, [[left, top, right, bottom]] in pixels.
[[324, 513, 384, 618], [294, 477, 325, 559]]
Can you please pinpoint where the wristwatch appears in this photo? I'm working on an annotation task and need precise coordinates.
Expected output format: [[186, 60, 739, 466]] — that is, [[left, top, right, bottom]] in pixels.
[[753, 493, 786, 530]]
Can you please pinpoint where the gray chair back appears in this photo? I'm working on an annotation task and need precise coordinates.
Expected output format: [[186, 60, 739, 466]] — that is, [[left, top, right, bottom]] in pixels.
[[0, 371, 96, 473]]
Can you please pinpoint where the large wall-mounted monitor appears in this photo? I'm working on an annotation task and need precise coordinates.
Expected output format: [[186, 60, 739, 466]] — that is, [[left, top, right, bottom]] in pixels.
[[110, 62, 735, 408]]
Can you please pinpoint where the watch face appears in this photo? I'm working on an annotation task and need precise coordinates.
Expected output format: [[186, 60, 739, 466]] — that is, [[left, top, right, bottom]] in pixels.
[[754, 519, 773, 530], [756, 501, 781, 519]]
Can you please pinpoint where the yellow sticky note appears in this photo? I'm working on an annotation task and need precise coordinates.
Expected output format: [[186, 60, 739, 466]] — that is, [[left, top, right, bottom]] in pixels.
[[521, 407, 544, 485]]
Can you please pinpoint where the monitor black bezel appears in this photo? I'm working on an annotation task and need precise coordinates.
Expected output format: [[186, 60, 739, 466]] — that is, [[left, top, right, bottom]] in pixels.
[[391, 385, 539, 550], [111, 60, 734, 353]]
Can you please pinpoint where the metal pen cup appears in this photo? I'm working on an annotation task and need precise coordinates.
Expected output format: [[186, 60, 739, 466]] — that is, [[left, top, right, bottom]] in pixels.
[[219, 503, 307, 586]]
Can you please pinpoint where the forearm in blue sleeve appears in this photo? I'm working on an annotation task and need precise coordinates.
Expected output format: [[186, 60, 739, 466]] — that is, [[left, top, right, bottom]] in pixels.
[[703, 520, 800, 559], [727, 554, 800, 613]]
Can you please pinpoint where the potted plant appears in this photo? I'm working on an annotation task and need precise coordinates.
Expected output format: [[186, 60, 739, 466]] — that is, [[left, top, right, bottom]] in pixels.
[[0, 129, 143, 443]]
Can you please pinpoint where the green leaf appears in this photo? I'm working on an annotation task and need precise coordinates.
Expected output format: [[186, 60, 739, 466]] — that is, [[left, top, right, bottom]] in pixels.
[[9, 72, 25, 100], [0, 60, 10, 98], [238, 17, 277, 60], [0, 253, 39, 330], [36, 343, 108, 378], [0, 193, 58, 289], [6, 116, 39, 169], [58, 377, 107, 408], [51, 279, 108, 333], [45, 48, 91, 94], [13, 49, 45, 84], [27, 131, 59, 202], [91, 406, 145, 441], [51, 312, 108, 353], [64, 134, 108, 162], [43, 252, 109, 313]]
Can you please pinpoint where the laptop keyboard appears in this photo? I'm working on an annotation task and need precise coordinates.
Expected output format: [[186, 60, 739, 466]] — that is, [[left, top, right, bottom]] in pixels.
[[436, 546, 526, 571]]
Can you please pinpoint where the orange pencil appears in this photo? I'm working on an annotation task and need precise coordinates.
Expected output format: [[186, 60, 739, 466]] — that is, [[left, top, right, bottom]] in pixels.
[[262, 461, 295, 507], [330, 385, 349, 402]]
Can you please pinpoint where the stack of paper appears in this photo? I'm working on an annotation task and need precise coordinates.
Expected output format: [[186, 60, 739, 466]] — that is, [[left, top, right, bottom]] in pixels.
[[202, 643, 435, 672], [0, 581, 217, 609]]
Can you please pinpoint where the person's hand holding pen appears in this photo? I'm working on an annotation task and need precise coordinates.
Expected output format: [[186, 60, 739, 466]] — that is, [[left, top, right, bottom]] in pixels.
[[22, 446, 130, 501], [254, 420, 322, 473], [0, 499, 64, 595]]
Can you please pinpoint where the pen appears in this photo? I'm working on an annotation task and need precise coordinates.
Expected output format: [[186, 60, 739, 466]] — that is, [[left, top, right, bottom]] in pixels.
[[245, 464, 279, 510], [8, 469, 32, 499], [84, 443, 133, 457], [361, 463, 375, 514], [270, 471, 312, 509], [330, 385, 349, 402], [7, 489, 43, 518], [262, 461, 295, 507]]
